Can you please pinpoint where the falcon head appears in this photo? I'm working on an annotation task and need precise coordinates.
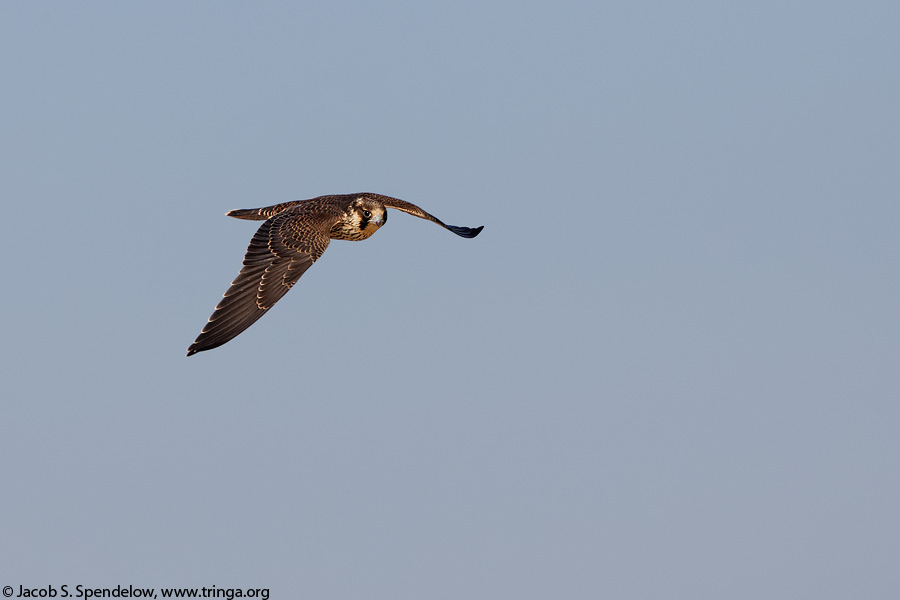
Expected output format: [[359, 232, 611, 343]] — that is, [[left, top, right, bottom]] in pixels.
[[340, 196, 388, 240]]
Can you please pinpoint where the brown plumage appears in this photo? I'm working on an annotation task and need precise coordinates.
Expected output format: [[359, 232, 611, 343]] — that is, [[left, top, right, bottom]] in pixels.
[[187, 193, 483, 356]]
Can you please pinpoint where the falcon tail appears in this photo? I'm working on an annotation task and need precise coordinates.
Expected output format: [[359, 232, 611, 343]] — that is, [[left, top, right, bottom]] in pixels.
[[225, 208, 269, 220], [226, 200, 304, 220]]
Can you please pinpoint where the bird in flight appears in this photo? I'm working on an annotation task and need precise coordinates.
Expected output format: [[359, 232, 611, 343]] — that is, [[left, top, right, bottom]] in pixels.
[[187, 193, 483, 356]]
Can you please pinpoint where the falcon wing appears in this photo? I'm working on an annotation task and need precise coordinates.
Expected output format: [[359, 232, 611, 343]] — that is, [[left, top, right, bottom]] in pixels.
[[378, 196, 484, 238], [187, 208, 335, 356]]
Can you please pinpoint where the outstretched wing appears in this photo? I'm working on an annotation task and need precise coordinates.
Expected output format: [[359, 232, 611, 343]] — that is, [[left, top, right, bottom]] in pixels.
[[377, 196, 484, 238], [187, 207, 336, 356]]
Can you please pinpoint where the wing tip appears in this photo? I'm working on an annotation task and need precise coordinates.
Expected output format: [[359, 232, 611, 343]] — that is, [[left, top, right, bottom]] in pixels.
[[447, 224, 484, 238], [186, 341, 209, 356]]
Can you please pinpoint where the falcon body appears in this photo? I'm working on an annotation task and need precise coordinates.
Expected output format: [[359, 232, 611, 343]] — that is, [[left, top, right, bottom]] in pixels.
[[187, 193, 483, 356]]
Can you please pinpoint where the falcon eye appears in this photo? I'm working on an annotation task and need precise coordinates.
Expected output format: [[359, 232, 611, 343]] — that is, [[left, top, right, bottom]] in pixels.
[[362, 210, 372, 218]]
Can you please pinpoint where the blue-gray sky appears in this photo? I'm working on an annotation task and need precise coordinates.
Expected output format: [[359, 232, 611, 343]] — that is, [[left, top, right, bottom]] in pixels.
[[2, 1, 899, 598]]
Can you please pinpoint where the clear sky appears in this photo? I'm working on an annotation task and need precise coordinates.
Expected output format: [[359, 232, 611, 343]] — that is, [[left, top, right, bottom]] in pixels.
[[2, 1, 899, 598]]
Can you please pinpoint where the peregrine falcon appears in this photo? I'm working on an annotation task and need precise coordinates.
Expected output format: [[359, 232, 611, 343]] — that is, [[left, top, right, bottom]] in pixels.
[[186, 193, 483, 356]]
